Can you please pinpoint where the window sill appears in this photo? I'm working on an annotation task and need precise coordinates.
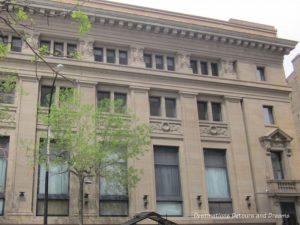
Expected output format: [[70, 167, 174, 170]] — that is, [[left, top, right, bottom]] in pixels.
[[150, 116, 181, 122], [264, 124, 277, 128]]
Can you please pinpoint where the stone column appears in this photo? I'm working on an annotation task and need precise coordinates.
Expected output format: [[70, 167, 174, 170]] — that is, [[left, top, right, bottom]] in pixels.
[[128, 86, 154, 215], [78, 39, 94, 61], [11, 76, 39, 214], [180, 92, 208, 216], [225, 96, 256, 213], [176, 52, 192, 74], [129, 46, 145, 68]]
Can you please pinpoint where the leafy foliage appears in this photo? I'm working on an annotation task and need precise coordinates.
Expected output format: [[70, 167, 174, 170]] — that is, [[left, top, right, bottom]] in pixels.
[[69, 50, 82, 59], [16, 8, 29, 21], [0, 42, 11, 59], [71, 10, 92, 34]]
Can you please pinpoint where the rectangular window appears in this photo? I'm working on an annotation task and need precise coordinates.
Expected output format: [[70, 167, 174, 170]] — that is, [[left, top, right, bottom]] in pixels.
[[67, 43, 77, 58], [114, 93, 127, 113], [190, 60, 198, 74], [0, 80, 15, 104], [119, 50, 128, 65], [39, 40, 50, 55], [257, 67, 266, 81], [149, 96, 161, 117], [154, 146, 182, 216], [155, 55, 164, 70], [197, 101, 208, 120], [97, 91, 110, 110], [94, 47, 103, 62], [165, 98, 176, 118], [211, 102, 222, 122], [107, 49, 116, 64], [200, 61, 208, 75], [211, 63, 219, 76], [271, 151, 284, 180], [11, 37, 22, 52], [204, 149, 232, 214], [0, 36, 8, 44], [0, 136, 9, 216], [40, 85, 55, 107], [99, 160, 128, 216], [53, 42, 63, 57], [144, 54, 152, 68], [37, 139, 69, 216], [263, 106, 274, 125], [280, 202, 297, 225], [167, 57, 175, 71]]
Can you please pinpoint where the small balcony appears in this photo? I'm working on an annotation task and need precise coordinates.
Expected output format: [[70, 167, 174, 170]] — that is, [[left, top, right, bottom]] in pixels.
[[267, 180, 300, 197]]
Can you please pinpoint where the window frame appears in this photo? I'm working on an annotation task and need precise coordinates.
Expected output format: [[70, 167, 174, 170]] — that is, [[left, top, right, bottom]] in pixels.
[[11, 36, 22, 52], [257, 66, 266, 81], [0, 136, 9, 216], [270, 151, 284, 180], [119, 50, 128, 65], [197, 98, 224, 123], [190, 58, 219, 76], [149, 94, 178, 119], [97, 89, 128, 113], [263, 105, 275, 125], [0, 79, 16, 105]]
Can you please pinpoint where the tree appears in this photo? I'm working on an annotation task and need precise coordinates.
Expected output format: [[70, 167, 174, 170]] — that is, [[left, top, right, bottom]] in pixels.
[[39, 89, 151, 225]]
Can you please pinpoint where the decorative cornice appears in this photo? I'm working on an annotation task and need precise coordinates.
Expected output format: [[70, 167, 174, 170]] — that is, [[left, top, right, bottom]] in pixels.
[[23, 1, 297, 55]]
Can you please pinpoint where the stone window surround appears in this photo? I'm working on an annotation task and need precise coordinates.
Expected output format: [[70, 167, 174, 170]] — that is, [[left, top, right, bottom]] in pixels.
[[39, 37, 77, 58], [149, 90, 180, 119], [197, 95, 225, 123], [143, 51, 176, 71], [190, 57, 220, 76], [93, 43, 129, 65]]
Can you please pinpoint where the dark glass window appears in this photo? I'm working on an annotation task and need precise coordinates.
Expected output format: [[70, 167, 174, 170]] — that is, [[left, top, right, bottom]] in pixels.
[[200, 61, 208, 75], [0, 36, 8, 44], [271, 152, 284, 180], [281, 202, 297, 225], [107, 49, 116, 63], [165, 98, 176, 118], [190, 60, 198, 74], [39, 40, 50, 55], [211, 63, 219, 76], [257, 67, 266, 81], [204, 149, 232, 214], [0, 80, 15, 104], [154, 146, 182, 216], [149, 96, 161, 116], [53, 42, 63, 57], [0, 136, 9, 216], [67, 43, 77, 58], [263, 106, 274, 124], [40, 85, 55, 107], [97, 91, 110, 110], [144, 54, 152, 68], [155, 55, 164, 69], [37, 139, 69, 216], [211, 102, 222, 122], [167, 57, 175, 71], [197, 101, 208, 120], [94, 47, 103, 62], [11, 37, 22, 52], [114, 93, 127, 113], [119, 50, 128, 65]]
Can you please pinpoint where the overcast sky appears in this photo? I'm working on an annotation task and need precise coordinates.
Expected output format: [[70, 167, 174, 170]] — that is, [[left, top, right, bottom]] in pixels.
[[108, 0, 300, 77]]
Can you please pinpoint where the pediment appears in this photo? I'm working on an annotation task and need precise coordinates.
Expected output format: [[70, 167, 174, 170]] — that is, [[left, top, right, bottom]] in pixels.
[[259, 128, 293, 156]]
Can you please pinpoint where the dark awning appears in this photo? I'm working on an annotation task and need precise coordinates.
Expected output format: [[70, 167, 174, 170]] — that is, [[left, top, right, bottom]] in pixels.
[[121, 212, 178, 225]]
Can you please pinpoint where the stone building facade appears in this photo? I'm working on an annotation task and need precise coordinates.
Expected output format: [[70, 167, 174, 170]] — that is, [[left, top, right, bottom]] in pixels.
[[0, 0, 300, 225]]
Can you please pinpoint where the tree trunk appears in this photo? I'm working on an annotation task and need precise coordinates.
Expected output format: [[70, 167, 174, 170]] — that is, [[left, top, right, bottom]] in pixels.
[[78, 175, 84, 225]]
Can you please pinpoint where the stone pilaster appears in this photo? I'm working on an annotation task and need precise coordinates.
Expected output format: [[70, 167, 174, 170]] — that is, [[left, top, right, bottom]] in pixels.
[[176, 53, 192, 74]]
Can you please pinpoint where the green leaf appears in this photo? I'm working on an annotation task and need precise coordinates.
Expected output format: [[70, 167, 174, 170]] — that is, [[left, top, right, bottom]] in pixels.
[[0, 43, 11, 59], [16, 8, 29, 21], [71, 10, 92, 34]]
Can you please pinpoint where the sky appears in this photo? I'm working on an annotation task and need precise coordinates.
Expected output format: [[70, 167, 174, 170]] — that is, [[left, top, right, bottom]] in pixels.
[[107, 0, 300, 77]]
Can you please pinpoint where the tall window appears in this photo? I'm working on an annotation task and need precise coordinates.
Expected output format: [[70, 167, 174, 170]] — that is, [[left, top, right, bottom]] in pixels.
[[263, 106, 274, 125], [271, 151, 284, 180], [53, 42, 63, 57], [204, 149, 232, 214], [197, 101, 208, 120], [37, 139, 69, 216], [11, 37, 22, 52], [257, 67, 266, 81], [165, 98, 176, 118], [0, 80, 15, 104], [119, 50, 128, 65], [155, 55, 164, 69], [0, 36, 8, 45], [167, 57, 175, 71], [211, 102, 222, 122], [144, 54, 152, 68], [39, 40, 50, 55], [66, 43, 77, 58], [94, 47, 103, 62], [281, 202, 298, 225], [107, 49, 116, 63], [114, 93, 127, 113], [99, 159, 128, 216], [190, 60, 198, 74], [0, 136, 9, 216], [154, 146, 182, 216], [211, 63, 219, 76], [149, 96, 161, 117], [200, 61, 209, 75]]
